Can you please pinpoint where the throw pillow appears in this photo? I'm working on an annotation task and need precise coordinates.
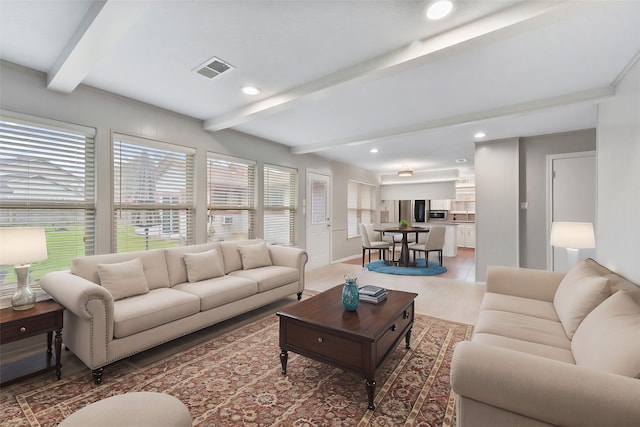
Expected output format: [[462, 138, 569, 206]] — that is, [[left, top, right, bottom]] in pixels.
[[238, 241, 272, 270], [572, 290, 640, 378], [97, 258, 149, 301], [553, 259, 610, 339], [183, 249, 225, 282]]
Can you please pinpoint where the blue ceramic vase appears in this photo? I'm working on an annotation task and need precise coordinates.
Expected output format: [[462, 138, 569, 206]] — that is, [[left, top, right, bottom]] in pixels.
[[342, 278, 359, 311]]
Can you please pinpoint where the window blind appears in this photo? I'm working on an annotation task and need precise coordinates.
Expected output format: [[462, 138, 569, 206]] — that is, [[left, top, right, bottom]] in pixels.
[[113, 134, 195, 252], [347, 180, 375, 238], [264, 164, 297, 245], [206, 153, 256, 241], [0, 114, 96, 286]]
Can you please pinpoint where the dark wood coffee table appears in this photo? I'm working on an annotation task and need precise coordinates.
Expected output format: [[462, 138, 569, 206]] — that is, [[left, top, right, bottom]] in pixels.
[[277, 285, 417, 410]]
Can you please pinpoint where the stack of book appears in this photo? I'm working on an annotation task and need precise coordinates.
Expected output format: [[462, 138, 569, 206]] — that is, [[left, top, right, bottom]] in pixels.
[[358, 285, 388, 304]]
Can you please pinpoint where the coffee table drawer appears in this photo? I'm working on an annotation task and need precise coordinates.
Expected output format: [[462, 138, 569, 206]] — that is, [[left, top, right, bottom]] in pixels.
[[375, 303, 413, 366], [284, 321, 364, 369]]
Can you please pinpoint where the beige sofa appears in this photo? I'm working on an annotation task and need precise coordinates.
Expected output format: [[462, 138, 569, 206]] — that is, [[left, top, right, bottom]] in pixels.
[[41, 240, 307, 384], [451, 258, 640, 427]]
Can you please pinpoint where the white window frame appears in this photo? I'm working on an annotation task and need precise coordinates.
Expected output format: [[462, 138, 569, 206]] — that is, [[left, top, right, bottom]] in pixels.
[[263, 164, 298, 245], [347, 180, 376, 238], [0, 110, 96, 288], [206, 152, 256, 241], [112, 133, 195, 252]]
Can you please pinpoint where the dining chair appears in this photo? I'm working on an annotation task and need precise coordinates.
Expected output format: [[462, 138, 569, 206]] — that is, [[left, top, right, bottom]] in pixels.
[[383, 232, 417, 262], [408, 226, 446, 266], [359, 223, 392, 267]]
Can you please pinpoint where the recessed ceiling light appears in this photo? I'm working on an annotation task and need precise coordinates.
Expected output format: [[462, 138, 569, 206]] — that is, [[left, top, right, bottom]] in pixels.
[[241, 86, 261, 95], [456, 158, 467, 163], [370, 148, 379, 153], [425, 0, 454, 21], [474, 131, 487, 139]]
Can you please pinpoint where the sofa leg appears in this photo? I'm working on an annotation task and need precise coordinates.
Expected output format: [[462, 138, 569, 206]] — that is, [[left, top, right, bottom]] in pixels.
[[296, 292, 302, 300], [92, 367, 104, 385]]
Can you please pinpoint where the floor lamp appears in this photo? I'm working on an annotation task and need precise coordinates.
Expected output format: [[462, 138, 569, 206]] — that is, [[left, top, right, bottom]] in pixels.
[[550, 222, 596, 269]]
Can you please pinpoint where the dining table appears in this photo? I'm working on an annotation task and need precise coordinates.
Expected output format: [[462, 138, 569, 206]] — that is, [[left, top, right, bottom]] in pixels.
[[376, 226, 430, 267]]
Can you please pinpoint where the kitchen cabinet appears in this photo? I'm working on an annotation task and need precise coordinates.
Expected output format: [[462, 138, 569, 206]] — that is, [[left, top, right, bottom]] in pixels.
[[430, 199, 451, 210], [456, 223, 476, 249]]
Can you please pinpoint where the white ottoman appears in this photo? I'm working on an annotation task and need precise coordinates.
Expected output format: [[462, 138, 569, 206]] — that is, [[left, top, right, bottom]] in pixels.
[[59, 392, 191, 427]]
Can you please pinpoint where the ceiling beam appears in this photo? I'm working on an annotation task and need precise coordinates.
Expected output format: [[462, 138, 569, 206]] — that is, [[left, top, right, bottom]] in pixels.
[[202, 0, 588, 132], [47, 0, 149, 93], [290, 87, 615, 155]]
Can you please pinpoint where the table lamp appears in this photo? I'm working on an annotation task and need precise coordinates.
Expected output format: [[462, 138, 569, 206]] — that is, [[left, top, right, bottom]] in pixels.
[[550, 222, 595, 268], [0, 227, 48, 310]]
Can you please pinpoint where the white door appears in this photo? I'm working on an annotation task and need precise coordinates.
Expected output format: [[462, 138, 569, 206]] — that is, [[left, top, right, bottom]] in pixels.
[[306, 171, 331, 271], [547, 152, 596, 272]]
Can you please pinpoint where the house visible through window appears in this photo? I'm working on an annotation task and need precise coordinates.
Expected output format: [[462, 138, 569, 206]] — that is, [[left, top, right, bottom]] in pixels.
[[113, 134, 195, 252], [0, 113, 96, 286], [264, 164, 297, 245], [207, 153, 256, 241], [347, 180, 376, 238]]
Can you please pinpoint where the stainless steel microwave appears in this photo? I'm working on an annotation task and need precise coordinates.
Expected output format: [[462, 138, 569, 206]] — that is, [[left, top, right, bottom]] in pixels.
[[428, 210, 448, 220]]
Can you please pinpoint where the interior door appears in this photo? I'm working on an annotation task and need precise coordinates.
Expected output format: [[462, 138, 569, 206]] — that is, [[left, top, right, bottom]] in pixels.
[[306, 171, 331, 271], [548, 152, 596, 272]]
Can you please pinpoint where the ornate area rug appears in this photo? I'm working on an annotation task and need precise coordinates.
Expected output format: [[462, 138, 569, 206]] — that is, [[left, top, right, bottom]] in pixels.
[[1, 313, 472, 426], [366, 259, 447, 276]]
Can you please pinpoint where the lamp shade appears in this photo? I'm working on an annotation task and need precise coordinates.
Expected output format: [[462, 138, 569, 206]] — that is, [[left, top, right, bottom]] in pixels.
[[0, 227, 48, 266], [550, 222, 595, 249]]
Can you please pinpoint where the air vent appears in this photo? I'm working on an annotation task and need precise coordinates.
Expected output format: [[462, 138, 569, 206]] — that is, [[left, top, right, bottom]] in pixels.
[[193, 57, 234, 79]]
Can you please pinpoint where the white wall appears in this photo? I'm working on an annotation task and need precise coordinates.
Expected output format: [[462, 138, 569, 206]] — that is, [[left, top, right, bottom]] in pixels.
[[0, 61, 330, 252], [597, 56, 640, 283], [380, 181, 456, 200], [519, 130, 596, 269], [475, 138, 520, 281]]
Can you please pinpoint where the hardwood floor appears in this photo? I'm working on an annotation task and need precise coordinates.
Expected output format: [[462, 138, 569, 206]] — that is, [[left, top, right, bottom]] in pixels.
[[344, 247, 476, 282], [307, 248, 484, 325]]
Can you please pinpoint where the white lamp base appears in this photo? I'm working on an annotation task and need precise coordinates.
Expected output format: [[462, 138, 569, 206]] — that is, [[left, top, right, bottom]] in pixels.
[[11, 264, 36, 311], [566, 248, 579, 270]]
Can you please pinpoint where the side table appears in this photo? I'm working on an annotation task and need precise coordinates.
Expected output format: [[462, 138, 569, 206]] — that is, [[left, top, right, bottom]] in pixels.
[[0, 299, 63, 385]]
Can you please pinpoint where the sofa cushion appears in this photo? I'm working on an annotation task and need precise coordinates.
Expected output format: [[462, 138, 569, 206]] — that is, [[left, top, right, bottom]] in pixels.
[[164, 243, 220, 286], [173, 276, 258, 311], [219, 240, 261, 274], [229, 265, 300, 293], [183, 249, 225, 282], [112, 288, 200, 338], [481, 293, 559, 322], [97, 258, 149, 301], [572, 290, 640, 378], [553, 259, 610, 339], [72, 249, 170, 290], [238, 241, 272, 270], [472, 332, 575, 364], [474, 310, 571, 350]]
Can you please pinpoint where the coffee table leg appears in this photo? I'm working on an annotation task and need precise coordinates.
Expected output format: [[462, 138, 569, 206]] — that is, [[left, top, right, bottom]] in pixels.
[[366, 379, 376, 410], [405, 327, 412, 349], [280, 349, 288, 374]]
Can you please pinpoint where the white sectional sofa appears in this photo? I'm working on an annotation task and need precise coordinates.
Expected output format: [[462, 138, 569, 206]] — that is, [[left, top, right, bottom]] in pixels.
[[41, 240, 307, 384], [451, 258, 640, 427]]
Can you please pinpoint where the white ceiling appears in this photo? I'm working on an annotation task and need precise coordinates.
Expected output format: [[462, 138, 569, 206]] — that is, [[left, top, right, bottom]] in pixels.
[[1, 0, 639, 180]]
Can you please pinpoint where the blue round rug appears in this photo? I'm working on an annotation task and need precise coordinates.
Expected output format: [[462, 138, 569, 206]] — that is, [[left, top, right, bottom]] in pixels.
[[365, 259, 447, 276]]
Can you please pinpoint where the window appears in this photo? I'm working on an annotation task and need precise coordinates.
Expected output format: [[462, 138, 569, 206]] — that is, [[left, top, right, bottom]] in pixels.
[[264, 164, 297, 245], [207, 153, 256, 241], [0, 113, 96, 286], [113, 134, 195, 252], [347, 180, 376, 238]]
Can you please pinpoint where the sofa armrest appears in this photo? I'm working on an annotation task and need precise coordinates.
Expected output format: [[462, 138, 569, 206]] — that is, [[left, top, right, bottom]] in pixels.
[[451, 341, 640, 427], [268, 245, 308, 270], [486, 265, 565, 302], [40, 270, 114, 321]]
